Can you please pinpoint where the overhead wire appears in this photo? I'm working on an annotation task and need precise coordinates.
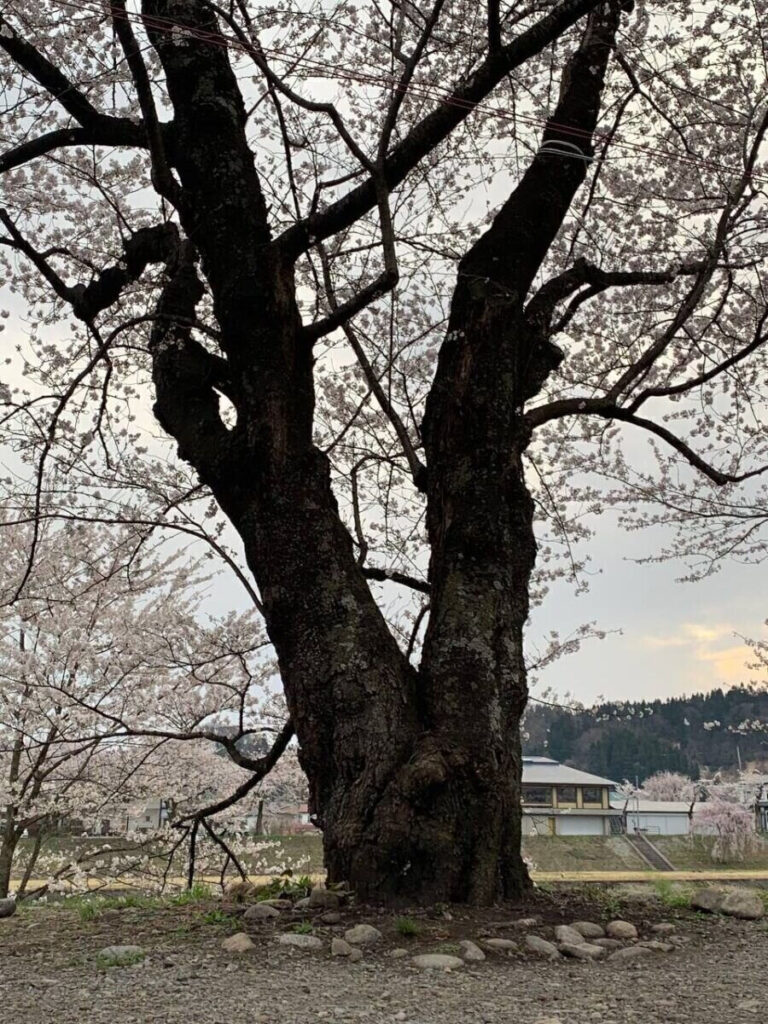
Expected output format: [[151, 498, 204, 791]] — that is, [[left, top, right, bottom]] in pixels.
[[28, 0, 768, 187]]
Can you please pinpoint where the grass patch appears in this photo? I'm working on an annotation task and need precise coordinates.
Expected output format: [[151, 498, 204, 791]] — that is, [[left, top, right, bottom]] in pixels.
[[202, 908, 237, 926], [524, 836, 648, 873], [291, 920, 314, 934], [63, 881, 215, 923], [169, 882, 212, 906], [395, 916, 421, 938], [432, 942, 460, 954], [68, 892, 160, 922], [255, 874, 313, 902], [653, 834, 768, 870], [652, 878, 692, 909], [588, 886, 626, 918], [77, 900, 101, 923], [96, 949, 146, 968]]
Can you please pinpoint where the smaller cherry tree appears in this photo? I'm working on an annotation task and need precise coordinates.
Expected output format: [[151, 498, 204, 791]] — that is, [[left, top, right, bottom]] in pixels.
[[641, 772, 696, 803], [0, 510, 294, 897], [694, 801, 760, 864]]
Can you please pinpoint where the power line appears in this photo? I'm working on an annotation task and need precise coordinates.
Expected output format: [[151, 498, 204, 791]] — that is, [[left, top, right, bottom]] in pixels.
[[30, 0, 768, 186]]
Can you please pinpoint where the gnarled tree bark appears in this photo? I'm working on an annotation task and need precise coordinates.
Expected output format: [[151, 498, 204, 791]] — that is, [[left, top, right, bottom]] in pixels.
[[135, 1, 623, 905]]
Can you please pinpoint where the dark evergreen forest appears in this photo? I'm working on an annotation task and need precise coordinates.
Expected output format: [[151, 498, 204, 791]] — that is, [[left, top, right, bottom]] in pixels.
[[523, 686, 768, 784]]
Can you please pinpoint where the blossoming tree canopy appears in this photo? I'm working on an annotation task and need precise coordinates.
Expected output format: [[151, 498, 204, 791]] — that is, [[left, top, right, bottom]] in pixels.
[[1, 1, 768, 903], [0, 515, 289, 897]]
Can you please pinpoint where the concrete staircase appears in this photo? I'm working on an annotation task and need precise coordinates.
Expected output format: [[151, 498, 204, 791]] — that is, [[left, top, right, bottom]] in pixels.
[[625, 832, 675, 871]]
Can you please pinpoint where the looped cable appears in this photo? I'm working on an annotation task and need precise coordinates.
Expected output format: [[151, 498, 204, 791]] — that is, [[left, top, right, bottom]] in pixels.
[[537, 139, 593, 163]]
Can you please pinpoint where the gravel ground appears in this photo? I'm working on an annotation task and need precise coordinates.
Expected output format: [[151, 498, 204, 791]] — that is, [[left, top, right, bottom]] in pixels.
[[1, 898, 765, 1024]]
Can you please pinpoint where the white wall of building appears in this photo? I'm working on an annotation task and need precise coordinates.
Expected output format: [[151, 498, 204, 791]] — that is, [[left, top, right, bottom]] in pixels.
[[625, 812, 689, 836], [555, 815, 608, 836]]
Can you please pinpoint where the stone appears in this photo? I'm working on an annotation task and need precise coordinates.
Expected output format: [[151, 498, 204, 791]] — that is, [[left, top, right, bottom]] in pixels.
[[320, 911, 342, 925], [388, 948, 409, 959], [331, 938, 353, 957], [651, 922, 676, 935], [348, 948, 364, 962], [278, 933, 323, 950], [262, 899, 293, 910], [638, 940, 674, 952], [221, 933, 255, 953], [411, 954, 464, 970], [525, 935, 560, 959], [244, 902, 280, 921], [605, 920, 637, 940], [225, 880, 256, 901], [608, 945, 653, 962], [720, 891, 765, 920], [0, 898, 16, 919], [294, 896, 312, 910], [98, 945, 146, 963], [559, 942, 606, 961], [592, 938, 623, 950], [571, 921, 605, 939], [309, 888, 341, 910], [691, 888, 725, 913], [344, 924, 383, 946], [737, 999, 760, 1013], [459, 940, 486, 962], [484, 938, 517, 950], [510, 917, 539, 929], [554, 924, 586, 946]]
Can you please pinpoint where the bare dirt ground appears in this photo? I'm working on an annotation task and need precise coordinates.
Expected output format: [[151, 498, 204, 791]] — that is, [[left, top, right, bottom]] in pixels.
[[1, 889, 765, 1024]]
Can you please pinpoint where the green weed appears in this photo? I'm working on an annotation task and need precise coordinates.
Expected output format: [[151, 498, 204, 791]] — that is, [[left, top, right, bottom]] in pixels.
[[652, 879, 691, 909], [202, 908, 237, 926], [72, 892, 159, 921], [169, 882, 212, 905], [255, 874, 312, 902], [291, 920, 314, 934], [77, 900, 101, 923], [395, 916, 421, 938], [590, 887, 624, 918]]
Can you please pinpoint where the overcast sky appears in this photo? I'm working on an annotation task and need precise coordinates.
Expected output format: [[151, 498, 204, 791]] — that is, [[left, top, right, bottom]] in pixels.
[[529, 512, 766, 706]]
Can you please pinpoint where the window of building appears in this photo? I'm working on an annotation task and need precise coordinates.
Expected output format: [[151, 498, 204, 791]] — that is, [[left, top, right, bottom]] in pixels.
[[556, 786, 577, 804], [582, 786, 603, 804], [522, 786, 552, 805]]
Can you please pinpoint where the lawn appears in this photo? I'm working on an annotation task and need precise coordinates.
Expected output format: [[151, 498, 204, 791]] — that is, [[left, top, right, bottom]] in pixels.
[[653, 834, 768, 870], [522, 836, 648, 872]]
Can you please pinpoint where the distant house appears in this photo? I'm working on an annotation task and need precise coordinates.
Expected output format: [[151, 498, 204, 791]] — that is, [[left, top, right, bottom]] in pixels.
[[522, 757, 622, 836], [121, 799, 171, 833], [262, 804, 312, 834]]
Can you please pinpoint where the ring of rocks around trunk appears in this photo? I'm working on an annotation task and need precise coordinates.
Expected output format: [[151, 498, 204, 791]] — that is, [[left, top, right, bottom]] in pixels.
[[216, 882, 765, 969]]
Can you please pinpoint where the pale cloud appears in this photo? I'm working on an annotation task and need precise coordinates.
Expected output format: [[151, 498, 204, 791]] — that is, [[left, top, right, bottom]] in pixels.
[[694, 643, 752, 684], [638, 623, 752, 688]]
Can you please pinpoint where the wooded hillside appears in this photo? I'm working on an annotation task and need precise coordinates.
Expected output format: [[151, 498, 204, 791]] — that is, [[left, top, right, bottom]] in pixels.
[[524, 687, 768, 783]]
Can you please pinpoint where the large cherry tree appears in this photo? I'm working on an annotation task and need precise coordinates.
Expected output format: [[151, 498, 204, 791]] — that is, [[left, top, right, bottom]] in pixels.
[[2, 1, 768, 903]]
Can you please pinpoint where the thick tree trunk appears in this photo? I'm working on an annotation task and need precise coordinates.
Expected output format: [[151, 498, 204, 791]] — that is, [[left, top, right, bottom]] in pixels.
[[141, 0, 620, 906], [200, 387, 535, 905]]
